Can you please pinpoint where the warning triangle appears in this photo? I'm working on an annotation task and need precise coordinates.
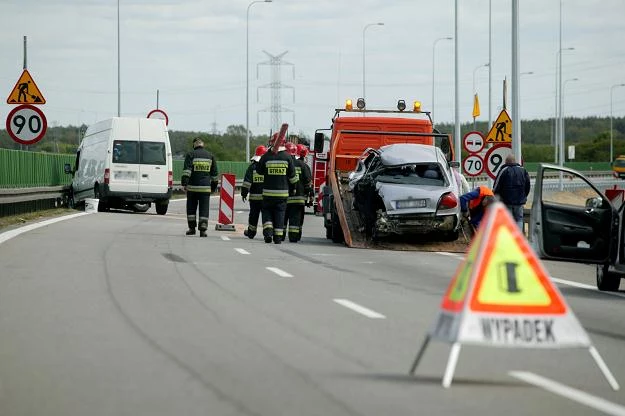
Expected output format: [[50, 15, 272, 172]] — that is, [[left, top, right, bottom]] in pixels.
[[6, 69, 46, 105], [485, 109, 511, 142]]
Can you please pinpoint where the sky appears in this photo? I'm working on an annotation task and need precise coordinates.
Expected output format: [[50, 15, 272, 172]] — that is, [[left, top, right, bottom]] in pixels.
[[1, 0, 624, 137]]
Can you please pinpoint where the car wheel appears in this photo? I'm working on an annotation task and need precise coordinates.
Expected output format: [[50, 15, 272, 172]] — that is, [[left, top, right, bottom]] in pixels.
[[132, 203, 151, 213], [155, 202, 168, 215], [596, 264, 621, 291]]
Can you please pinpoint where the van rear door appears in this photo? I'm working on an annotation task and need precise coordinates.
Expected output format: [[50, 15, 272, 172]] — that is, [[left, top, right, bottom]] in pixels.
[[110, 138, 140, 194], [137, 119, 170, 195]]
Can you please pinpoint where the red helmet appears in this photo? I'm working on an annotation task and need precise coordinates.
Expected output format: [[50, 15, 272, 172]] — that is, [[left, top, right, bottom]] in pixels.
[[297, 144, 308, 158], [285, 142, 297, 156], [254, 145, 267, 157]]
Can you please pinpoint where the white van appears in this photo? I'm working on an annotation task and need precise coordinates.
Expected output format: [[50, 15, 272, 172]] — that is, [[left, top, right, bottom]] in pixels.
[[65, 117, 172, 215]]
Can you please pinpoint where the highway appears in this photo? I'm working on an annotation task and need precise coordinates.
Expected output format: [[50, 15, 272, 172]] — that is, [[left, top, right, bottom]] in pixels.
[[0, 197, 624, 416]]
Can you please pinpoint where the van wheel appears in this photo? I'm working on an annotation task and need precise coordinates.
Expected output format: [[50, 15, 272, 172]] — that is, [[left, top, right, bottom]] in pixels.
[[155, 202, 168, 215], [597, 264, 621, 291], [132, 203, 151, 213], [94, 186, 109, 212]]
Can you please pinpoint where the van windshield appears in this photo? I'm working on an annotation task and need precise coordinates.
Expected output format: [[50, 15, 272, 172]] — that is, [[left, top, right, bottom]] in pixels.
[[112, 140, 166, 165]]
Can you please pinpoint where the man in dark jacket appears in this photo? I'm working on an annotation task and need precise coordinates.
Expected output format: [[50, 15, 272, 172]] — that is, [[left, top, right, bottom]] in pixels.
[[181, 138, 218, 237], [493, 154, 531, 231], [241, 145, 267, 239], [284, 143, 313, 242], [256, 126, 298, 244]]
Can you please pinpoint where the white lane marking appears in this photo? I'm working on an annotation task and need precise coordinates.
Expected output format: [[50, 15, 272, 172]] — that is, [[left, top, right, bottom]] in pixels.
[[0, 213, 89, 245], [236, 210, 244, 214], [551, 277, 625, 299], [235, 248, 250, 255], [509, 371, 625, 416], [266, 267, 293, 278], [333, 299, 386, 319], [435, 251, 465, 259], [221, 235, 231, 241]]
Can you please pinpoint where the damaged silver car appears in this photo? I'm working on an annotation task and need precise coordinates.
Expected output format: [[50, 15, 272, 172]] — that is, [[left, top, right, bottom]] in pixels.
[[351, 143, 461, 240]]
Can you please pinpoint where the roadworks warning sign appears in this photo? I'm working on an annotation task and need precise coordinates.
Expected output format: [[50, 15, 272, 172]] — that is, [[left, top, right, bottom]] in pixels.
[[6, 69, 46, 105], [431, 202, 589, 348]]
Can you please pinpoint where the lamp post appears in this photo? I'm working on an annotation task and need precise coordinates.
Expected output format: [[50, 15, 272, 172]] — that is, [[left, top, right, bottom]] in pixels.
[[431, 36, 452, 123], [117, 0, 120, 117], [610, 83, 625, 163], [246, 0, 272, 162], [554, 47, 574, 163], [362, 22, 384, 102], [558, 77, 578, 191], [473, 63, 489, 94]]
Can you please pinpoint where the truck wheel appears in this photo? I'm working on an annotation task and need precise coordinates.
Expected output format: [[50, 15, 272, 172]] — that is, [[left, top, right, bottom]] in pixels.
[[155, 202, 168, 215], [325, 225, 332, 239], [331, 209, 344, 243], [596, 264, 621, 291]]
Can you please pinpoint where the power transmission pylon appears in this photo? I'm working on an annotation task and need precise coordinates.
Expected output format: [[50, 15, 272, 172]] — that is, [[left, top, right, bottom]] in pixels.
[[257, 50, 295, 132]]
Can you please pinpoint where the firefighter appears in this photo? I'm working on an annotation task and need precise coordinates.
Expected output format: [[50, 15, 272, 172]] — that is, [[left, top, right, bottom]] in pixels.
[[297, 143, 315, 209], [241, 145, 267, 239], [284, 143, 313, 242], [256, 129, 298, 244], [181, 137, 218, 237]]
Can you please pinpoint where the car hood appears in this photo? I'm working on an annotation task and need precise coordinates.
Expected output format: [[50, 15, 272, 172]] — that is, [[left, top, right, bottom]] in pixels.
[[376, 182, 457, 213]]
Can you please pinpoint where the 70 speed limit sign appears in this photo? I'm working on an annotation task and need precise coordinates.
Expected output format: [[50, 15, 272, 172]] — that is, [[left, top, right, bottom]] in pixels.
[[463, 154, 484, 177], [5, 104, 47, 145]]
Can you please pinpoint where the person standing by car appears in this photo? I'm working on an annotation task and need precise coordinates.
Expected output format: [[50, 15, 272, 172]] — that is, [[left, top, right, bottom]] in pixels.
[[460, 185, 495, 229], [181, 137, 219, 237], [256, 130, 298, 244], [241, 145, 267, 239], [493, 154, 531, 231]]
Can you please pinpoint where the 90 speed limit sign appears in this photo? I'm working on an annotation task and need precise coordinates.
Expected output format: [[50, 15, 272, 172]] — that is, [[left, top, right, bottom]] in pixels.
[[463, 154, 484, 177], [5, 104, 47, 145], [485, 143, 512, 180]]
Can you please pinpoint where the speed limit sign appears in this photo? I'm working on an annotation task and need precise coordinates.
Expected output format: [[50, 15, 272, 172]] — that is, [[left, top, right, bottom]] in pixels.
[[485, 143, 512, 180], [5, 104, 47, 145], [463, 154, 484, 177]]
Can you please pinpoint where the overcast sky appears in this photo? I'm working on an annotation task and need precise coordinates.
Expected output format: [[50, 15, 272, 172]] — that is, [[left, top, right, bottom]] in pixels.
[[1, 0, 624, 136]]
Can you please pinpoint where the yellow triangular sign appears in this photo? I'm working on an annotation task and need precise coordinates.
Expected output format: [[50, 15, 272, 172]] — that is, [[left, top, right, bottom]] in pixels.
[[6, 69, 46, 105], [485, 109, 511, 142], [409, 202, 620, 389]]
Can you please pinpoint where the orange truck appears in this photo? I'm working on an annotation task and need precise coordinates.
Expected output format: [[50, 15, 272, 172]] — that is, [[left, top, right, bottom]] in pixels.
[[313, 99, 456, 247]]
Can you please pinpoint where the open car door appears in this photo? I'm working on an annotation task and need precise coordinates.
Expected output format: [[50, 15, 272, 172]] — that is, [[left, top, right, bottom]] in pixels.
[[530, 164, 618, 265]]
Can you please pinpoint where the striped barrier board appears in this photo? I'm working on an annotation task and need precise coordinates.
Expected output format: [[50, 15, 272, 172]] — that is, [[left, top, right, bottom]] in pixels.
[[215, 173, 236, 231]]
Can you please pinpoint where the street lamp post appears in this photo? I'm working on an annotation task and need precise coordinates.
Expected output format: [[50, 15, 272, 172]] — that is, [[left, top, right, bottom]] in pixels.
[[431, 36, 452, 123], [473, 63, 489, 94], [558, 77, 578, 191], [610, 83, 625, 163], [246, 0, 272, 162], [554, 47, 574, 163], [362, 22, 384, 102]]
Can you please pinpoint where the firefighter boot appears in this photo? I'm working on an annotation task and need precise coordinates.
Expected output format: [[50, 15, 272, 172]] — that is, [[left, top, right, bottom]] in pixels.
[[200, 230, 208, 237], [186, 228, 196, 236]]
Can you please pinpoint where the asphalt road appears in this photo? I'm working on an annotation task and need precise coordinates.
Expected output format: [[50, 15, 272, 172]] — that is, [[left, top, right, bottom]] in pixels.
[[0, 197, 624, 416]]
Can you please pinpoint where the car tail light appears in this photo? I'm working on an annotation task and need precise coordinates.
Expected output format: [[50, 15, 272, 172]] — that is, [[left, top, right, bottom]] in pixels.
[[168, 170, 173, 187], [438, 192, 457, 210], [104, 168, 110, 184]]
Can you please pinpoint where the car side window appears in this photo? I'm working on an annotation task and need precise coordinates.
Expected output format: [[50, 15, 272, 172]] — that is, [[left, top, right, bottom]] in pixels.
[[541, 167, 606, 209]]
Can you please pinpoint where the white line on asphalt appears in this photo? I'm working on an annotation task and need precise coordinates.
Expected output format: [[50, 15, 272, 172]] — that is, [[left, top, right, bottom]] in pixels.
[[551, 277, 625, 299], [235, 248, 250, 255], [266, 267, 293, 278], [435, 252, 465, 259], [509, 371, 625, 416], [221, 235, 231, 241], [333, 299, 386, 319], [0, 213, 89, 245], [236, 210, 244, 214]]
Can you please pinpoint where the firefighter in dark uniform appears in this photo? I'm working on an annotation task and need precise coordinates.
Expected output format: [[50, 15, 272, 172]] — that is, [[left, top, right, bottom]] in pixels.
[[284, 143, 312, 242], [241, 145, 267, 239], [297, 143, 314, 224], [256, 130, 298, 244], [181, 138, 218, 237]]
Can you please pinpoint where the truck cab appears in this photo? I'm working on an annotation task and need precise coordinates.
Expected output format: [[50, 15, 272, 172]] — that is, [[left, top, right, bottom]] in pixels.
[[530, 163, 624, 291]]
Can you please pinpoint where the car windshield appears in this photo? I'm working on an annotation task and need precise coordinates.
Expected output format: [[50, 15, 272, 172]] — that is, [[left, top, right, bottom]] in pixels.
[[614, 159, 625, 167], [374, 163, 446, 186]]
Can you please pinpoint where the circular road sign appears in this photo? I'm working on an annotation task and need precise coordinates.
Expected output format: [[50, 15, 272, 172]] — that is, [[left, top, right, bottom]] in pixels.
[[485, 143, 512, 180], [5, 104, 47, 146], [147, 108, 169, 126], [462, 131, 485, 154], [463, 154, 484, 177]]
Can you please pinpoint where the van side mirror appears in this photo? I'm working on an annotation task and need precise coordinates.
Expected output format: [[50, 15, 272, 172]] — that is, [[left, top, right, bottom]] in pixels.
[[448, 161, 460, 169], [314, 132, 325, 154], [64, 163, 73, 175]]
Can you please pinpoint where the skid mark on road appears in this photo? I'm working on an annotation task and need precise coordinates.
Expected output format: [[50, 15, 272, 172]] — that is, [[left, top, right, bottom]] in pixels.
[[510, 371, 625, 416]]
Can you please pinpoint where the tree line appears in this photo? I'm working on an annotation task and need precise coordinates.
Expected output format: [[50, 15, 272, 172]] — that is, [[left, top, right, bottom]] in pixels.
[[0, 116, 623, 162]]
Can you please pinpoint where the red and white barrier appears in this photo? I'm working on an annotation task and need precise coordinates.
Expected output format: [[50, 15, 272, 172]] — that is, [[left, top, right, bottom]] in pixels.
[[215, 173, 236, 231]]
